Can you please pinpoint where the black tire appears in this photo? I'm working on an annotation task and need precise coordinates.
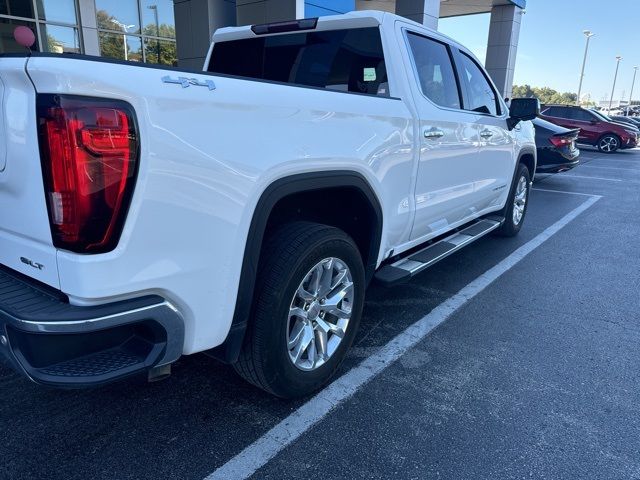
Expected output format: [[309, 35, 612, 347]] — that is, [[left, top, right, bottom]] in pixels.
[[597, 133, 621, 153], [497, 162, 531, 237], [234, 221, 365, 398]]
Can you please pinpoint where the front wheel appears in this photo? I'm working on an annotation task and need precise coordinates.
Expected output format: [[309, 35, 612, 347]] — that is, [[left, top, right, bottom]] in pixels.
[[597, 134, 620, 153], [234, 222, 365, 398], [497, 162, 531, 237]]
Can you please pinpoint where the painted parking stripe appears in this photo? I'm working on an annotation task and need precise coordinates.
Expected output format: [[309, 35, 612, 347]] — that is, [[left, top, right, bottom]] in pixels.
[[532, 187, 600, 197], [559, 174, 623, 182], [583, 156, 640, 163], [578, 164, 640, 172], [205, 194, 601, 480]]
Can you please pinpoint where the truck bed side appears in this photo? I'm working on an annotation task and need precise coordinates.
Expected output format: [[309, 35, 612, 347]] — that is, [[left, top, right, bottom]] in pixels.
[[17, 55, 414, 353]]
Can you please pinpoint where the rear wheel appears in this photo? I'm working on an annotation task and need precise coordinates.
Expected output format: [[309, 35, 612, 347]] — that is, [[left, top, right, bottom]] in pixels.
[[497, 162, 530, 237], [234, 222, 365, 398], [597, 134, 620, 153]]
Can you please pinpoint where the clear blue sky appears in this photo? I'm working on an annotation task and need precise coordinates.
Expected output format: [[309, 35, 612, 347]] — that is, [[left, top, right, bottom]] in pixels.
[[438, 0, 639, 103]]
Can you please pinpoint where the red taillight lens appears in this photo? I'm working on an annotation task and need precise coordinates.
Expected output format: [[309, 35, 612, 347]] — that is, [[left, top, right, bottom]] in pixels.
[[37, 95, 139, 253], [549, 135, 574, 148]]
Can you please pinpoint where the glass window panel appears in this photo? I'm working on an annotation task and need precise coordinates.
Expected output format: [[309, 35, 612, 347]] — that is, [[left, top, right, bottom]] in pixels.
[[458, 52, 500, 116], [0, 0, 35, 19], [568, 108, 594, 122], [36, 0, 77, 25], [144, 37, 176, 66], [99, 32, 143, 62], [208, 28, 390, 97], [407, 33, 461, 109], [0, 18, 39, 53], [95, 0, 140, 34], [40, 24, 80, 54], [141, 0, 175, 39]]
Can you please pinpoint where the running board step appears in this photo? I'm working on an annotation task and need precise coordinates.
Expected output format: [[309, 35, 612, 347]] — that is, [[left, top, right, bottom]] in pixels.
[[374, 218, 504, 287]]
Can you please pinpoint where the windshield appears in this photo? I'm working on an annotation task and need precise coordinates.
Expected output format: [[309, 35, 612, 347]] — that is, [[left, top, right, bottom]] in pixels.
[[589, 109, 611, 121]]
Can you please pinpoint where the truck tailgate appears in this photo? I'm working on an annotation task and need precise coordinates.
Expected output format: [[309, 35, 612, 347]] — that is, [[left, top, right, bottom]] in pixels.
[[0, 58, 59, 288]]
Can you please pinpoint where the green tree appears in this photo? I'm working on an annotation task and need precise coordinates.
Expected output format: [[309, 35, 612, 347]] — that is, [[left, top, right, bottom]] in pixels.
[[142, 23, 177, 66], [512, 84, 578, 105]]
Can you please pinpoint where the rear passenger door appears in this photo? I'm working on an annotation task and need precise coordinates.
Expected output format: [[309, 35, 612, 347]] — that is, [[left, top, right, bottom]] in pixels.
[[542, 106, 591, 143], [403, 31, 482, 241], [566, 108, 600, 144]]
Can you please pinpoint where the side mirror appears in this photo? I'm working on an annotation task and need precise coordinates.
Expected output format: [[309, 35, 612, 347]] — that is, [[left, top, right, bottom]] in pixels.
[[507, 98, 540, 130]]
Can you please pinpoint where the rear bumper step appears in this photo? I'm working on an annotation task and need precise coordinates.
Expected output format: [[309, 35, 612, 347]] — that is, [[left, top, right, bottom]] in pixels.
[[0, 265, 184, 387], [375, 217, 504, 287]]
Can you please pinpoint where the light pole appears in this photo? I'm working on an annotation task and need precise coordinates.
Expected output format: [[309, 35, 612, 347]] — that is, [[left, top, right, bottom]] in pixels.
[[112, 20, 136, 61], [576, 30, 595, 106], [147, 5, 160, 62], [608, 55, 622, 111], [629, 66, 638, 114]]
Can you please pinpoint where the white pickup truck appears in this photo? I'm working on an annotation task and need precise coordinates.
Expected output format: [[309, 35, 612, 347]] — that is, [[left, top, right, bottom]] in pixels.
[[0, 11, 537, 398]]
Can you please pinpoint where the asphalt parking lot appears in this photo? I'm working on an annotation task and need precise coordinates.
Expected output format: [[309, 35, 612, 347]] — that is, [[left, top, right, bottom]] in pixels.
[[2, 147, 639, 480]]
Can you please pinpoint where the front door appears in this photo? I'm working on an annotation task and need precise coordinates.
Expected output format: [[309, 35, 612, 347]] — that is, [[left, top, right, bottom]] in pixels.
[[454, 50, 515, 212]]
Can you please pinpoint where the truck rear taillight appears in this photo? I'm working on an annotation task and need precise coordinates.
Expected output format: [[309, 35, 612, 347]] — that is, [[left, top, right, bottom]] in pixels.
[[37, 95, 139, 253]]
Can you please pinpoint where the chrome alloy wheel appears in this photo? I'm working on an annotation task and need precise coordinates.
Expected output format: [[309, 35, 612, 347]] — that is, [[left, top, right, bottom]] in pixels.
[[287, 257, 354, 371], [513, 175, 528, 226], [599, 135, 619, 152]]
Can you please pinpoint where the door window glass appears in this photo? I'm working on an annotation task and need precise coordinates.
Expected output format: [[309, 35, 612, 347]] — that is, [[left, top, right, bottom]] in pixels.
[[542, 106, 568, 118], [406, 32, 461, 109], [459, 52, 500, 116], [568, 109, 594, 122]]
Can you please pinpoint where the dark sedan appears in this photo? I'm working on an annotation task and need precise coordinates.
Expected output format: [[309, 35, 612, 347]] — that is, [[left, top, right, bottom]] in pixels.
[[533, 117, 580, 173], [609, 115, 640, 129]]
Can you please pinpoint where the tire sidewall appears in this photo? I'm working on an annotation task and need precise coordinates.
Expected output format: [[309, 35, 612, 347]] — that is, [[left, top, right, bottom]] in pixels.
[[255, 231, 365, 398], [501, 163, 530, 236]]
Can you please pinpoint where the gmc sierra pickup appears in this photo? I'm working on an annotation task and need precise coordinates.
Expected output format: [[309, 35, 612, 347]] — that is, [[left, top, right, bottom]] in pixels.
[[0, 11, 537, 398]]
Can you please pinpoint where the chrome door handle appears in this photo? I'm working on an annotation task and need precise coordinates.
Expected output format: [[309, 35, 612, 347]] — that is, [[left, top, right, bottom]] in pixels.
[[424, 128, 445, 139], [480, 129, 494, 139]]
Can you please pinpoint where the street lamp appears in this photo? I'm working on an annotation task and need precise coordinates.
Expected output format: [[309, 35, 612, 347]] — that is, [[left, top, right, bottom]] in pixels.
[[608, 55, 623, 111], [147, 5, 160, 63], [112, 19, 136, 61], [576, 30, 595, 106], [629, 66, 638, 114]]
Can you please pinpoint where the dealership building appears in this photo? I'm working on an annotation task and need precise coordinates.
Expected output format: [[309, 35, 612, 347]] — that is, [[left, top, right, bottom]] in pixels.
[[0, 0, 524, 96]]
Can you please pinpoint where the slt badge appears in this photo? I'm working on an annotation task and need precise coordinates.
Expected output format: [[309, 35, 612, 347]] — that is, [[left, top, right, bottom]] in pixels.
[[162, 75, 216, 91]]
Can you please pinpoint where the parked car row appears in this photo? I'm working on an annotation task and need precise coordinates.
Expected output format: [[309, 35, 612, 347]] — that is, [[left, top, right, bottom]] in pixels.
[[539, 104, 639, 154], [526, 103, 640, 176]]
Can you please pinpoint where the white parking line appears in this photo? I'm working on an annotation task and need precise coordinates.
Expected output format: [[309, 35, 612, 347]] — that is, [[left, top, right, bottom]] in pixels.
[[578, 164, 640, 172], [582, 157, 639, 164], [559, 174, 623, 182], [532, 187, 599, 197], [205, 193, 601, 480]]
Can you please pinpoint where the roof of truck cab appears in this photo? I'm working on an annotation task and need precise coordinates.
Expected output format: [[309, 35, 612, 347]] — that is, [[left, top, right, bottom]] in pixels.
[[212, 10, 461, 49]]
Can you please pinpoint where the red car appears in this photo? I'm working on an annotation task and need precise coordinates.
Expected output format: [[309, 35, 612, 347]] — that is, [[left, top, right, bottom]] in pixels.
[[540, 104, 639, 153]]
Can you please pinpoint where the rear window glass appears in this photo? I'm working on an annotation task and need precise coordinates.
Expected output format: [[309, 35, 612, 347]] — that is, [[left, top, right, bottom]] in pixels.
[[208, 27, 390, 97]]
